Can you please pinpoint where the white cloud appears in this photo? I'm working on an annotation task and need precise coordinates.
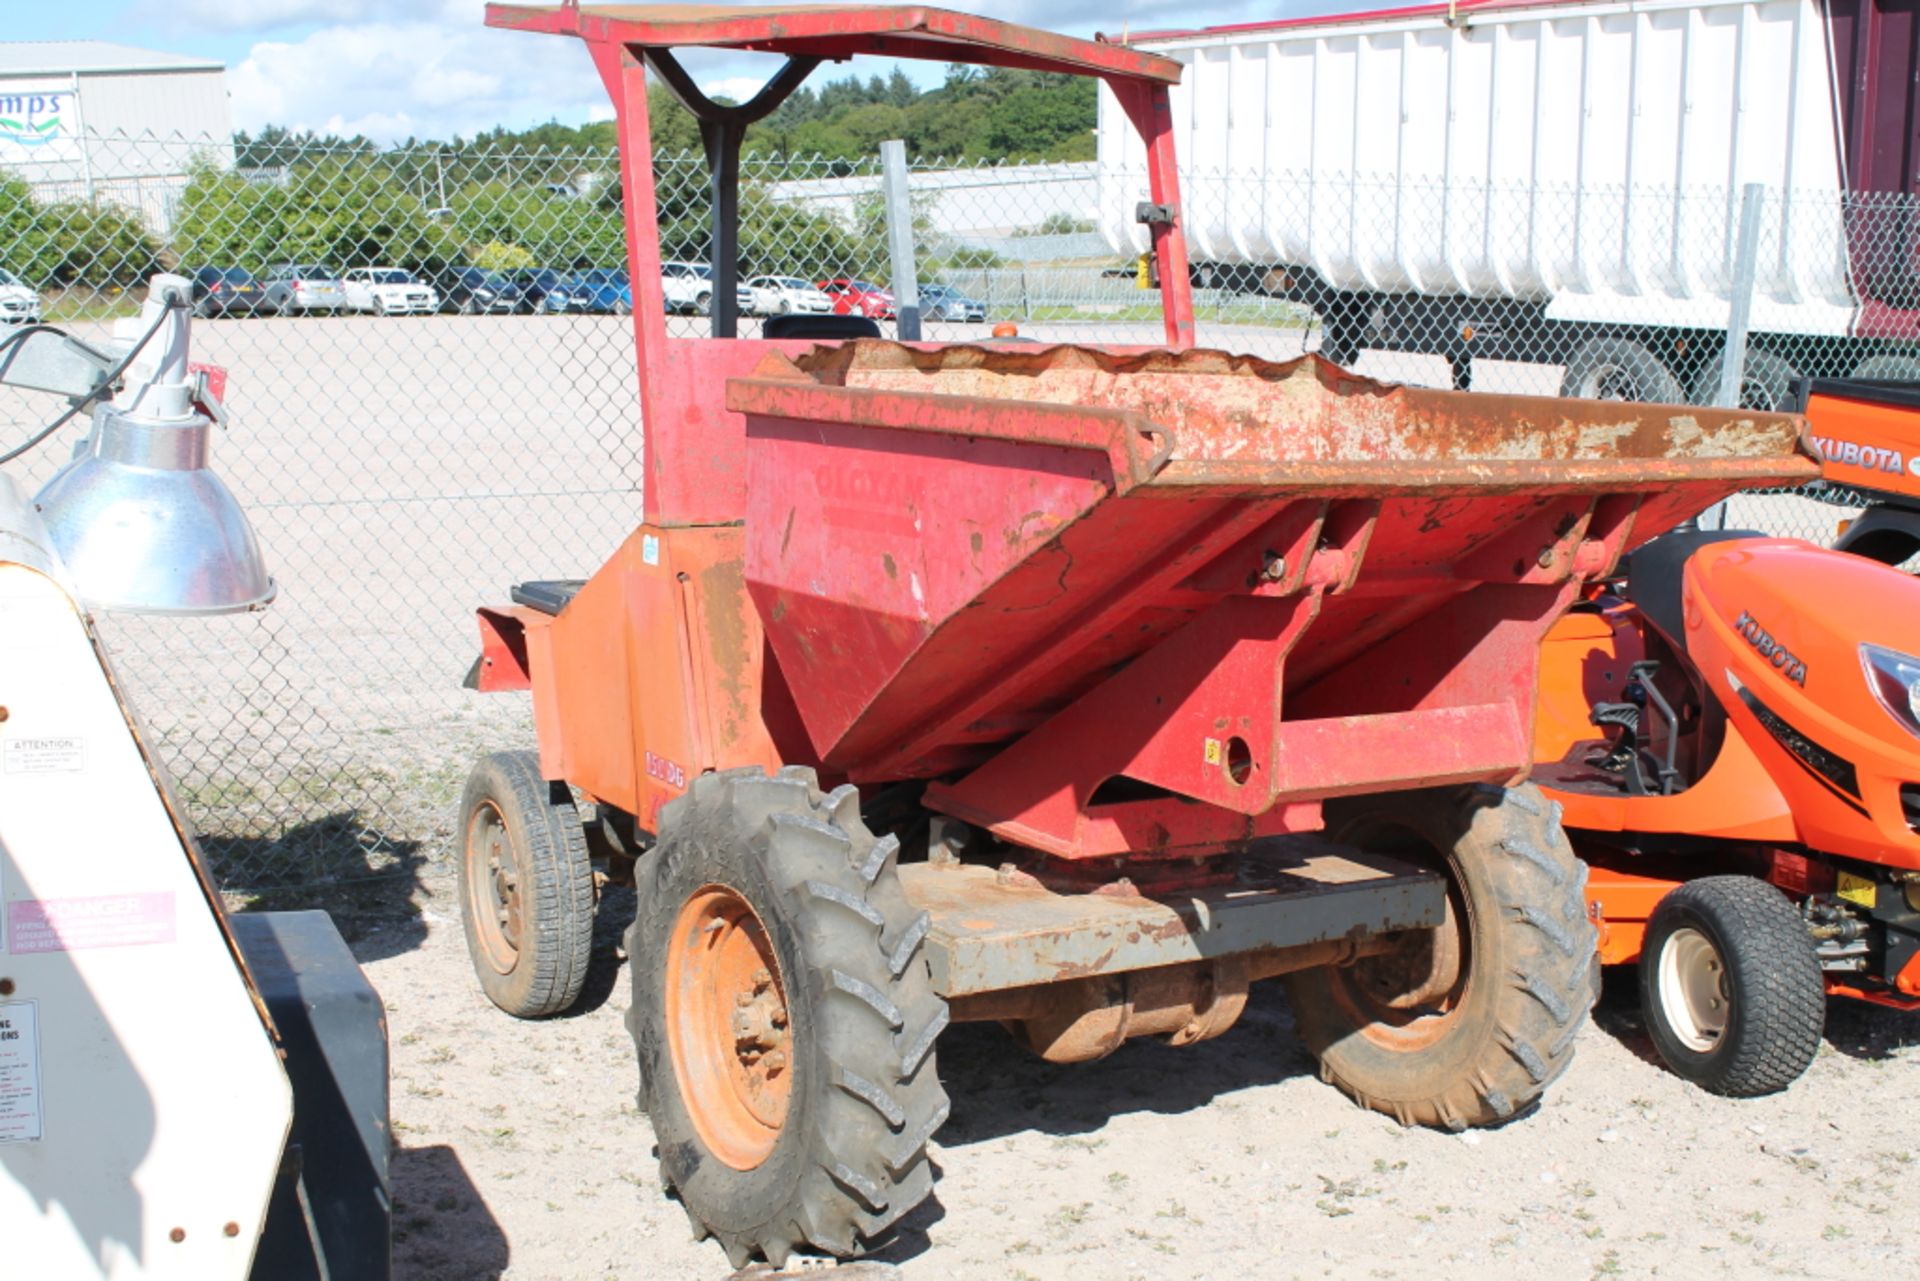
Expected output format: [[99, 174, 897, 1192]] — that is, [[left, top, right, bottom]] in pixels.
[[699, 76, 772, 105], [228, 15, 604, 142], [217, 0, 1315, 143]]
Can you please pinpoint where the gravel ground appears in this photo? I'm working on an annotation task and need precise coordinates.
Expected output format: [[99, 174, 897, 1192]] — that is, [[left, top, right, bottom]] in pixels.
[[323, 872, 1920, 1281]]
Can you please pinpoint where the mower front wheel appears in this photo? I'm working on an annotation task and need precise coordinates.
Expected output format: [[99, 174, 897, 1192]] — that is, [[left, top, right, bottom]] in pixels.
[[629, 767, 948, 1268], [457, 751, 596, 1018], [1640, 876, 1824, 1096], [1285, 782, 1595, 1130]]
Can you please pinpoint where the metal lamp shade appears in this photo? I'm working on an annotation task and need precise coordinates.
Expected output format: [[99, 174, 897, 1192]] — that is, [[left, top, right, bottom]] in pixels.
[[34, 403, 276, 615]]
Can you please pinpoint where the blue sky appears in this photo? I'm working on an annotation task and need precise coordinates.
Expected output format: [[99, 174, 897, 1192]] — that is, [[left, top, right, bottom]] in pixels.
[[25, 0, 1351, 143]]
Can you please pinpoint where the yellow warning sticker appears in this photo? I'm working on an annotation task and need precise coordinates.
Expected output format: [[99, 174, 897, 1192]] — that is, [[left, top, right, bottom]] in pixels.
[[1203, 737, 1223, 766], [1837, 871, 1877, 909]]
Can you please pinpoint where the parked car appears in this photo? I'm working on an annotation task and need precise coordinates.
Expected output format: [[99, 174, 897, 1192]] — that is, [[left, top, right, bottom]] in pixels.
[[341, 266, 440, 315], [818, 277, 896, 320], [511, 268, 570, 313], [435, 267, 524, 315], [188, 266, 270, 318], [918, 283, 987, 323], [547, 269, 632, 315], [262, 263, 348, 315], [0, 268, 41, 325], [745, 275, 832, 316], [660, 261, 714, 315]]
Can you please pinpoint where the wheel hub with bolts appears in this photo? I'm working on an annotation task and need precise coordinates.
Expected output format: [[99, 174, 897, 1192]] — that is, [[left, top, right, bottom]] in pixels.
[[467, 800, 524, 971], [668, 886, 794, 1169], [1658, 926, 1730, 1052]]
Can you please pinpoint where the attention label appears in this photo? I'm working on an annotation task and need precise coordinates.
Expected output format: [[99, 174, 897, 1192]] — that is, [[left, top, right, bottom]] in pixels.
[[7, 893, 175, 953], [4, 737, 84, 775], [0, 1001, 41, 1143]]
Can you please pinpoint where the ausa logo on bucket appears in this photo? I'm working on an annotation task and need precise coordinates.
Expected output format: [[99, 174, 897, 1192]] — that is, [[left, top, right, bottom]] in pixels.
[[0, 94, 68, 148], [1734, 610, 1808, 686]]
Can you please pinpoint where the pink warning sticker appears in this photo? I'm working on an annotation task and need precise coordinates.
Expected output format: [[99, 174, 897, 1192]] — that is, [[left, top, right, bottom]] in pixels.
[[7, 893, 175, 954]]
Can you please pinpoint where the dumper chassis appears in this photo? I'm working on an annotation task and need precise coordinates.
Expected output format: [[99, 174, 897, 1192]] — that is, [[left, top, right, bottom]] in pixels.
[[458, 3, 1816, 1264]]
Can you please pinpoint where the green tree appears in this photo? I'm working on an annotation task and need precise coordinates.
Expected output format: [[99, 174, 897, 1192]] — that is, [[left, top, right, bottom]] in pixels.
[[984, 80, 1097, 159], [452, 180, 625, 268], [474, 240, 534, 272]]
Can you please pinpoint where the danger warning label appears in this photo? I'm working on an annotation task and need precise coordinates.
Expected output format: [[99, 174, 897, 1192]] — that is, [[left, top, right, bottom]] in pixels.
[[7, 893, 175, 954]]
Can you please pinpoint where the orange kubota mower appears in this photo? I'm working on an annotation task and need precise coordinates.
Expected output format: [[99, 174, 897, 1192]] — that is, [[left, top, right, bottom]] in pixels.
[[1534, 503, 1920, 1095]]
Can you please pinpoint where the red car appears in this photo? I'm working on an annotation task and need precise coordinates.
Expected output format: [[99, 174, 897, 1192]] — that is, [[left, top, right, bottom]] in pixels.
[[817, 277, 896, 320]]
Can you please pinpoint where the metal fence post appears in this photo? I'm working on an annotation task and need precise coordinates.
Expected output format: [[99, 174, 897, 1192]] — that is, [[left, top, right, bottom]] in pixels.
[[1716, 182, 1767, 410], [880, 139, 921, 341]]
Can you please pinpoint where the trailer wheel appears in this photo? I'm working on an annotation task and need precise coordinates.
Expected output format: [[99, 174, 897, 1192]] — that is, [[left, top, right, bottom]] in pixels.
[[457, 752, 596, 1018], [1560, 338, 1683, 404], [629, 767, 949, 1267], [1687, 347, 1800, 411], [1285, 782, 1594, 1130], [1640, 876, 1823, 1097]]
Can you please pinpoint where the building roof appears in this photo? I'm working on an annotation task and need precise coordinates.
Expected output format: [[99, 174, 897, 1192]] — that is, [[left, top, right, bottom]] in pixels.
[[0, 40, 224, 77]]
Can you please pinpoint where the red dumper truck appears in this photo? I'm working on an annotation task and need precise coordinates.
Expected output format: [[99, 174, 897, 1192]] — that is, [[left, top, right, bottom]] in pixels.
[[458, 4, 1816, 1266]]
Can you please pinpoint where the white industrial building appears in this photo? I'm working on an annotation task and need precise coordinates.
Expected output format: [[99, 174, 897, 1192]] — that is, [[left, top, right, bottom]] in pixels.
[[0, 41, 233, 232]]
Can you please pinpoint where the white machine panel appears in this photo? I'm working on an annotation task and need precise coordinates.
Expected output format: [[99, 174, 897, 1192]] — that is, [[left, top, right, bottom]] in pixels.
[[0, 501, 292, 1279]]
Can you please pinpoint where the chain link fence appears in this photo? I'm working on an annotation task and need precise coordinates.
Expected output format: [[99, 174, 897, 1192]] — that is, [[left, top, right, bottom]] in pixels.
[[0, 129, 1894, 888]]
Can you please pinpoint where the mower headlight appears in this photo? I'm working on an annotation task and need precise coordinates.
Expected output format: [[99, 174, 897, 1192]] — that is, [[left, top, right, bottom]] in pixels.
[[1861, 643, 1920, 740]]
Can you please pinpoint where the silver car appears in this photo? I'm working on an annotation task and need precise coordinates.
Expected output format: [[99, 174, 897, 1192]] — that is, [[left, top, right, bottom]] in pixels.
[[262, 263, 348, 316]]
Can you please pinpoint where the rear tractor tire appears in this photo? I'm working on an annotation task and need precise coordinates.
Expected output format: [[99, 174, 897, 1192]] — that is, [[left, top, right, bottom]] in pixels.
[[1285, 782, 1595, 1130], [457, 751, 597, 1018], [628, 766, 949, 1268], [1640, 875, 1824, 1097]]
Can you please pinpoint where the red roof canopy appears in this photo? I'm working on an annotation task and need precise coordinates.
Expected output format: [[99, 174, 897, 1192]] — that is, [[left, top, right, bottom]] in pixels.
[[485, 3, 1183, 84]]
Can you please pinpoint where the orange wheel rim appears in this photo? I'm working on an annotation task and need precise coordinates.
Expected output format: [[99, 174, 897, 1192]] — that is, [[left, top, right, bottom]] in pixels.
[[1330, 839, 1474, 1054], [665, 885, 793, 1170], [465, 799, 523, 974]]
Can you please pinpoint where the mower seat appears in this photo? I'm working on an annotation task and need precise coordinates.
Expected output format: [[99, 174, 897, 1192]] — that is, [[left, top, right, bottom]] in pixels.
[[763, 314, 882, 340], [1622, 528, 1763, 651]]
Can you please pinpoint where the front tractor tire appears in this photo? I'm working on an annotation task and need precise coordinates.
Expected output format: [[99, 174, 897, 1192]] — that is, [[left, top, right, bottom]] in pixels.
[[629, 767, 949, 1268], [1285, 783, 1595, 1130], [1640, 876, 1824, 1097], [457, 752, 597, 1018]]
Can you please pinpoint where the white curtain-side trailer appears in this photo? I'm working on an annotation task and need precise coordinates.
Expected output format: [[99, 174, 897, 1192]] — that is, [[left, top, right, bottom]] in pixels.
[[1097, 0, 1920, 402]]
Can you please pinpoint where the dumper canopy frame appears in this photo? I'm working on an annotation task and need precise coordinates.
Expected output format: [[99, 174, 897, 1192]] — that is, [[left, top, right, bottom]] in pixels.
[[486, 3, 1193, 523]]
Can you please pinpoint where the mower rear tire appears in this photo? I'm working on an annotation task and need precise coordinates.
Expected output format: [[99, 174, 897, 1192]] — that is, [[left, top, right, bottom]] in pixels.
[[1640, 876, 1824, 1097], [457, 751, 596, 1018], [629, 767, 949, 1267], [1285, 782, 1594, 1130]]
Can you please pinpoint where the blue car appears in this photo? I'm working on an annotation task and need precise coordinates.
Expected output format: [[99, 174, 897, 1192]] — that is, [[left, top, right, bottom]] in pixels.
[[547, 269, 632, 315]]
